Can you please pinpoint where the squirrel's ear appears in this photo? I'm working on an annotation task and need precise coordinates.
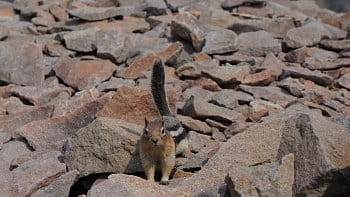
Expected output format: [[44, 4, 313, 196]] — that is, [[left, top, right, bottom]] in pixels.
[[144, 117, 148, 127]]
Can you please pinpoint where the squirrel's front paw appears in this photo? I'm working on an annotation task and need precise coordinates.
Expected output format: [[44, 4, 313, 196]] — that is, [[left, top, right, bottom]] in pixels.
[[160, 180, 169, 185]]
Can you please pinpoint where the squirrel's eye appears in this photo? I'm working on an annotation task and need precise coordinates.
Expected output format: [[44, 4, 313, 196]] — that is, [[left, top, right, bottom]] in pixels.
[[161, 127, 165, 134]]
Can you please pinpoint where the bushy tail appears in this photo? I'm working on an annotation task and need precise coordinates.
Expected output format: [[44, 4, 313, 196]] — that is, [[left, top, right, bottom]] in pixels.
[[151, 59, 172, 116]]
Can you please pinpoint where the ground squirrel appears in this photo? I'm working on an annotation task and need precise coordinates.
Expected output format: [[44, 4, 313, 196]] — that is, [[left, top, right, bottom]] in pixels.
[[139, 59, 189, 185]]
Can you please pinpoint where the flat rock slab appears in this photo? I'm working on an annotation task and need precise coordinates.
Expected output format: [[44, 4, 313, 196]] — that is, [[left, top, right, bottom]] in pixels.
[[320, 39, 350, 52], [281, 65, 333, 86], [0, 41, 45, 86], [202, 63, 251, 85], [338, 73, 350, 90], [237, 30, 281, 57], [303, 58, 350, 70], [62, 28, 99, 52], [285, 47, 339, 64], [202, 29, 237, 55], [53, 57, 116, 91], [69, 6, 136, 21]]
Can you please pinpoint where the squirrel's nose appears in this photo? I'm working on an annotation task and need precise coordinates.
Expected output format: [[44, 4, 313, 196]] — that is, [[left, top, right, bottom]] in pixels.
[[151, 139, 158, 144]]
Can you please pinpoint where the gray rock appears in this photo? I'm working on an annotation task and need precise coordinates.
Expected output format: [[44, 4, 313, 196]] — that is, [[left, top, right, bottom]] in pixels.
[[202, 29, 237, 55], [239, 85, 296, 107], [170, 12, 207, 51], [0, 40, 45, 86], [303, 58, 350, 70], [0, 140, 32, 173], [141, 0, 167, 16], [202, 63, 251, 85], [320, 39, 350, 52], [0, 25, 9, 40], [68, 6, 136, 21], [188, 130, 211, 153], [211, 90, 239, 110], [96, 30, 131, 64], [211, 127, 226, 142], [31, 170, 79, 197], [62, 28, 99, 52], [221, 0, 266, 10], [182, 87, 215, 102], [176, 60, 219, 78], [285, 47, 339, 64], [63, 117, 143, 177], [182, 96, 245, 123], [97, 77, 135, 92], [237, 31, 281, 57], [10, 151, 66, 197], [177, 115, 212, 135], [225, 154, 294, 197], [281, 65, 333, 86], [278, 77, 305, 97], [214, 52, 256, 65], [337, 73, 350, 90]]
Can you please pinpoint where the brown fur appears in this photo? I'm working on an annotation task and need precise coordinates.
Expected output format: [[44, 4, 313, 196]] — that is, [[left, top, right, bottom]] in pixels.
[[139, 117, 175, 185]]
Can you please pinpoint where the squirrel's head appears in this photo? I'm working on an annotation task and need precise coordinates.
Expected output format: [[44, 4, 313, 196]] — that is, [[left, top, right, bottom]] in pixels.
[[143, 116, 168, 147]]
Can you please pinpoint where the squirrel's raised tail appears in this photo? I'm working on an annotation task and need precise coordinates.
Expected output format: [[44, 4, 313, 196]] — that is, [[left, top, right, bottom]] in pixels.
[[151, 59, 172, 117]]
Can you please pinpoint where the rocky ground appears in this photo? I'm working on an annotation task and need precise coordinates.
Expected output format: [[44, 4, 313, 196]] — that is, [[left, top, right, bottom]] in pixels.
[[0, 0, 350, 196]]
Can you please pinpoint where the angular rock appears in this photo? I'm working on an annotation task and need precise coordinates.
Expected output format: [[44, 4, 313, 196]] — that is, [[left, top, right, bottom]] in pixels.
[[10, 151, 66, 197], [64, 118, 143, 177], [212, 89, 254, 105], [88, 174, 187, 197], [221, 0, 266, 10], [338, 73, 350, 90], [186, 77, 221, 92], [239, 85, 296, 107], [68, 6, 136, 21], [62, 28, 99, 52], [0, 140, 32, 173], [211, 127, 226, 142], [44, 42, 76, 57], [237, 30, 281, 57], [31, 170, 79, 197], [17, 95, 110, 151], [188, 130, 212, 153], [214, 52, 256, 65], [0, 41, 45, 86], [141, 0, 167, 16], [182, 96, 245, 123], [320, 39, 350, 52], [97, 77, 135, 92], [176, 60, 219, 79], [278, 77, 305, 97], [97, 86, 181, 125], [249, 99, 283, 122], [202, 63, 250, 85], [53, 57, 116, 91], [49, 4, 69, 22], [0, 97, 34, 115], [171, 12, 207, 51], [225, 154, 294, 197], [202, 29, 237, 55], [281, 65, 333, 86], [182, 87, 215, 102], [177, 115, 212, 135], [242, 69, 278, 86], [0, 25, 9, 40], [0, 106, 54, 137], [96, 30, 131, 64], [303, 58, 350, 70], [285, 47, 339, 64]]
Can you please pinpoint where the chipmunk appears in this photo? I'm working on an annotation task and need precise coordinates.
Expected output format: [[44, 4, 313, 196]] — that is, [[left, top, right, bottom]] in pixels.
[[139, 59, 190, 185]]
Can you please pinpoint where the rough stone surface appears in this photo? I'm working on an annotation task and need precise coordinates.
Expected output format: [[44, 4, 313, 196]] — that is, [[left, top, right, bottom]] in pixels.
[[202, 29, 237, 55], [62, 28, 99, 52], [64, 118, 143, 177], [69, 6, 136, 21], [53, 57, 116, 91], [202, 63, 251, 85], [281, 65, 333, 86], [338, 73, 350, 90], [177, 115, 212, 135]]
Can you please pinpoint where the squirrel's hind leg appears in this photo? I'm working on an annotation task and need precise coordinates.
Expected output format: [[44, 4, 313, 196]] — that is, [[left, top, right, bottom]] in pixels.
[[160, 154, 175, 185]]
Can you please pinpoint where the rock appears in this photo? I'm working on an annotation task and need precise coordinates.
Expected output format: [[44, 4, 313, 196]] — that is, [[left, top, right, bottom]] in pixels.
[[97, 86, 181, 125], [223, 121, 250, 138], [62, 28, 99, 52], [176, 60, 219, 79], [281, 65, 333, 86], [49, 4, 69, 22], [242, 69, 278, 86], [237, 30, 281, 57], [285, 47, 339, 64], [202, 63, 250, 85], [188, 130, 212, 153], [303, 58, 350, 70], [202, 29, 237, 55], [283, 22, 344, 49], [10, 151, 66, 197], [0, 140, 32, 173], [31, 11, 55, 27], [170, 12, 207, 51], [44, 42, 76, 57], [0, 41, 45, 86], [0, 25, 9, 40], [64, 117, 143, 177], [338, 73, 350, 90], [31, 170, 79, 197], [17, 95, 110, 151], [278, 77, 305, 97], [86, 17, 150, 33], [239, 85, 296, 107], [186, 77, 221, 92], [87, 174, 187, 197], [182, 96, 245, 123], [0, 97, 34, 115], [225, 154, 294, 197], [53, 57, 116, 91], [10, 85, 71, 106], [320, 39, 350, 52], [182, 87, 214, 102], [177, 115, 212, 135], [97, 77, 135, 92], [211, 127, 226, 142], [212, 89, 254, 105], [0, 106, 54, 137], [206, 118, 229, 131], [221, 0, 266, 10], [249, 99, 283, 122], [214, 52, 256, 65], [96, 30, 131, 64], [141, 0, 167, 16], [68, 6, 136, 21]]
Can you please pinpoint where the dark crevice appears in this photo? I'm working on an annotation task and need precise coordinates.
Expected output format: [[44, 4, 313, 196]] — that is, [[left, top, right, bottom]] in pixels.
[[68, 173, 111, 197]]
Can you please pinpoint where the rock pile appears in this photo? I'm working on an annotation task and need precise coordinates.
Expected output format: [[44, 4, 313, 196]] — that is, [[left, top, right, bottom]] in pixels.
[[0, 0, 350, 196]]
